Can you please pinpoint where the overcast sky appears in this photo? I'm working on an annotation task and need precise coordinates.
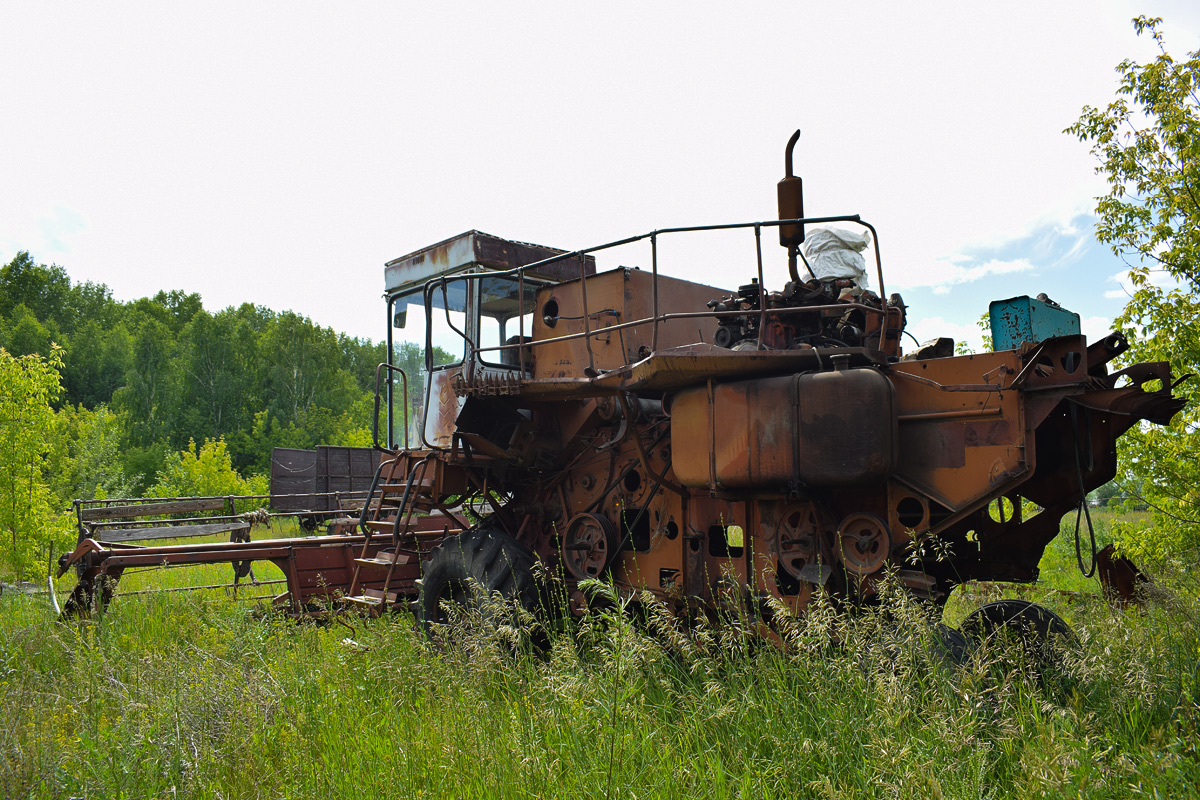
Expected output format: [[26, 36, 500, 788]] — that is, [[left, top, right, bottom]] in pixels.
[[3, 1, 1198, 351]]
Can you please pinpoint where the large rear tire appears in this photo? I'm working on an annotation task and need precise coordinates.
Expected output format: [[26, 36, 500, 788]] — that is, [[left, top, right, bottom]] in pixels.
[[960, 599, 1076, 681], [960, 599, 1074, 645], [415, 526, 541, 635]]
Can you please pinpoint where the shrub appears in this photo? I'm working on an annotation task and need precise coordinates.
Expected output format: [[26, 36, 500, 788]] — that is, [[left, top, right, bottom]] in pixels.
[[148, 438, 266, 511]]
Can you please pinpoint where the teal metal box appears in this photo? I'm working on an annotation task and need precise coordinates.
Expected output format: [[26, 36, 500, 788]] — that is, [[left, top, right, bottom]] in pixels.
[[989, 295, 1081, 351]]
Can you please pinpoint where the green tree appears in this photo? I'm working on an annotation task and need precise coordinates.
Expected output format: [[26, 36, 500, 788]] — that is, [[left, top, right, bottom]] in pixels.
[[48, 404, 136, 503], [0, 345, 70, 578], [113, 318, 176, 447], [339, 333, 388, 393], [148, 438, 266, 510], [3, 304, 56, 358], [1067, 15, 1200, 561], [0, 252, 71, 324], [261, 311, 357, 426], [65, 279, 120, 334], [172, 309, 255, 447], [150, 289, 203, 334], [62, 320, 132, 408]]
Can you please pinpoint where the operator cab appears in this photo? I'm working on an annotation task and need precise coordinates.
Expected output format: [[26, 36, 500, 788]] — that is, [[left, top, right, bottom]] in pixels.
[[383, 230, 594, 448]]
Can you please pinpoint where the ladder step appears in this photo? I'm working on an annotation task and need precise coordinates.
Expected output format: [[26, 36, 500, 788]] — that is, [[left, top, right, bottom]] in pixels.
[[341, 594, 384, 610], [363, 512, 439, 535], [354, 553, 411, 570], [342, 587, 402, 609], [379, 481, 434, 494]]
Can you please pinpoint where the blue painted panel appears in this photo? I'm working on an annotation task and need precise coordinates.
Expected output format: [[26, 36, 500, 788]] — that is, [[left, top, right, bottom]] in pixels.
[[989, 296, 1081, 351]]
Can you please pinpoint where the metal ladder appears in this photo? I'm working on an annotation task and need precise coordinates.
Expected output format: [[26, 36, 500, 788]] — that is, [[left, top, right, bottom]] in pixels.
[[341, 454, 437, 614]]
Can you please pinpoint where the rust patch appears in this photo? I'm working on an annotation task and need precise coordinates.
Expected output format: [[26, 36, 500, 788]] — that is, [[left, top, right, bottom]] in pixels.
[[899, 422, 966, 469], [964, 419, 1011, 447]]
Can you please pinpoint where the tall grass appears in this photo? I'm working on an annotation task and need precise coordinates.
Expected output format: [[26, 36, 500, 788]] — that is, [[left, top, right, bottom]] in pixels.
[[3, 524, 1199, 798]]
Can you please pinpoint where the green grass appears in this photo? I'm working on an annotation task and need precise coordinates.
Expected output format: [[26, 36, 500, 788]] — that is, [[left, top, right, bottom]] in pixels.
[[3, 514, 1199, 799]]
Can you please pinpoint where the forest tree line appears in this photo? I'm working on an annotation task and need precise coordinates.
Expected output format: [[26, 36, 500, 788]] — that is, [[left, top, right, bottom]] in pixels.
[[0, 250, 416, 483], [0, 251, 441, 575]]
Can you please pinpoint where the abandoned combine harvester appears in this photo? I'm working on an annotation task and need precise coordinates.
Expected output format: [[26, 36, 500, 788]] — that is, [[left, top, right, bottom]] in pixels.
[[59, 132, 1186, 635]]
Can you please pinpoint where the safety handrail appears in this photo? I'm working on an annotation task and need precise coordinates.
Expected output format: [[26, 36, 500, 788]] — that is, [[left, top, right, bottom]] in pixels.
[[389, 455, 437, 542], [373, 363, 410, 451], [412, 213, 888, 450], [420, 213, 886, 360]]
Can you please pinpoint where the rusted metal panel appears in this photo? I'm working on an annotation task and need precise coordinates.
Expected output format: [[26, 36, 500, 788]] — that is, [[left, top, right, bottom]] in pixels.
[[472, 235, 595, 284], [530, 268, 730, 381], [425, 367, 466, 447], [1096, 544, 1149, 605], [888, 350, 1029, 515], [898, 421, 967, 470], [989, 295, 1081, 351], [794, 365, 897, 486], [270, 446, 377, 512], [315, 446, 376, 509], [517, 343, 887, 400], [963, 419, 1012, 447], [384, 233, 475, 294], [384, 230, 596, 296]]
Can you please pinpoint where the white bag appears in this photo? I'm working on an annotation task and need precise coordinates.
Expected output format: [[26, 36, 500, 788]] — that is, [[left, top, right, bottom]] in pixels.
[[801, 227, 871, 291]]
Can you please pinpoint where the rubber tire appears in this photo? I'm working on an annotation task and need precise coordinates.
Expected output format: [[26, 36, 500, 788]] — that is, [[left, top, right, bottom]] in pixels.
[[960, 599, 1074, 645], [960, 599, 1076, 678], [415, 526, 541, 634], [930, 623, 970, 667]]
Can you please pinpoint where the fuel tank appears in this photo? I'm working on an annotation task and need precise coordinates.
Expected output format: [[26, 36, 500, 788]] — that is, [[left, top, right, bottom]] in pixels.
[[670, 364, 897, 490]]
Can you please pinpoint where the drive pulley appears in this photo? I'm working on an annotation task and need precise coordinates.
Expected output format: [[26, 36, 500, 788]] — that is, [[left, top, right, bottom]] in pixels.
[[562, 513, 620, 580]]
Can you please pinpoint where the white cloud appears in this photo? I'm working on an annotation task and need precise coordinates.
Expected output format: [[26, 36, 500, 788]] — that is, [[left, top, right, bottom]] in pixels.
[[0, 201, 85, 266], [1057, 220, 1082, 238], [892, 257, 1037, 291], [1080, 315, 1114, 342], [1051, 230, 1089, 268], [1105, 267, 1183, 300]]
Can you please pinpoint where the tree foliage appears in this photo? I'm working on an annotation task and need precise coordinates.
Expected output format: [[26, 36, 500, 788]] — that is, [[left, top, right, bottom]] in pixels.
[[0, 251, 394, 484], [0, 346, 71, 577], [48, 405, 136, 503], [148, 438, 267, 510], [0, 248, 428, 570], [1067, 16, 1200, 560]]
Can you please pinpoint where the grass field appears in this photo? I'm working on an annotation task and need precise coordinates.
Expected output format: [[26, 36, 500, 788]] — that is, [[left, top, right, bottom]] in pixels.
[[2, 511, 1198, 799]]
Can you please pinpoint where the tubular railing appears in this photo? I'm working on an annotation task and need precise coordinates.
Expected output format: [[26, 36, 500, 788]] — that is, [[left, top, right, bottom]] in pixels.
[[373, 362, 410, 451], [414, 214, 888, 450], [422, 214, 886, 367]]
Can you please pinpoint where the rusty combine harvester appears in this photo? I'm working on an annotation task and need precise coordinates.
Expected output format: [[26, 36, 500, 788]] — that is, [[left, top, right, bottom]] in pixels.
[[58, 132, 1186, 637]]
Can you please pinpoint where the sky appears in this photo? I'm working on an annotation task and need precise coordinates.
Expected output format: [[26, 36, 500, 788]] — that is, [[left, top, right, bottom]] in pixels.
[[3, 2, 1198, 352]]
